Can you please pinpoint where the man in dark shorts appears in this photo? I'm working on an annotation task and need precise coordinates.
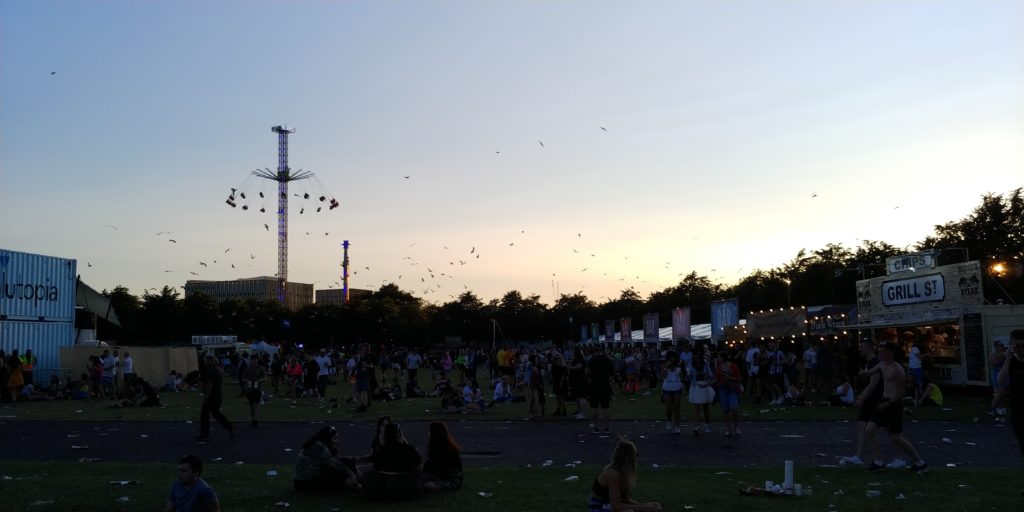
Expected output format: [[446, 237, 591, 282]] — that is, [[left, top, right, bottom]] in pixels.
[[995, 329, 1024, 498], [842, 339, 883, 467], [197, 355, 234, 441], [587, 344, 614, 434], [862, 342, 926, 472]]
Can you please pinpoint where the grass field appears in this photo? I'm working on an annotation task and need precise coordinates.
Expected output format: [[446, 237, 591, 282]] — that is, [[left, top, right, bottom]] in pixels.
[[2, 461, 1021, 512], [0, 375, 994, 423]]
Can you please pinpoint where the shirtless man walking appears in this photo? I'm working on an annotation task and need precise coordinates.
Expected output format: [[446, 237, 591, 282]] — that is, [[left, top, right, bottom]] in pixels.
[[861, 341, 927, 472]]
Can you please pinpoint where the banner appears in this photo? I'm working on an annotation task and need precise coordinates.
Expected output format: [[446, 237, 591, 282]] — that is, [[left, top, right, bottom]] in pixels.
[[605, 319, 616, 342], [710, 299, 739, 338], [580, 325, 589, 343], [671, 307, 691, 340], [620, 317, 633, 341], [856, 261, 984, 325], [643, 313, 659, 342], [590, 323, 600, 342], [746, 308, 806, 338]]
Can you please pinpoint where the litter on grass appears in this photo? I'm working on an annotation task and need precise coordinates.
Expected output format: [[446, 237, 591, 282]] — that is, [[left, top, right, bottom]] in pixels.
[[941, 437, 952, 444], [478, 492, 493, 498], [108, 480, 139, 485], [29, 500, 54, 506], [564, 476, 579, 481], [274, 501, 290, 507], [116, 497, 130, 502], [70, 445, 89, 449], [266, 470, 278, 476]]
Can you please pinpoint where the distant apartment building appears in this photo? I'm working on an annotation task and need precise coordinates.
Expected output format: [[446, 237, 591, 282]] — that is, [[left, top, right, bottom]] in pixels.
[[314, 287, 372, 305], [184, 277, 313, 310]]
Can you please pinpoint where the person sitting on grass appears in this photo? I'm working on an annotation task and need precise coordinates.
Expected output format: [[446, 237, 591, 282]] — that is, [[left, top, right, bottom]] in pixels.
[[405, 378, 424, 398], [428, 371, 450, 397], [490, 375, 515, 406], [165, 454, 219, 512], [827, 374, 856, 407], [782, 381, 804, 406], [589, 438, 662, 512], [293, 425, 362, 492], [462, 380, 486, 412], [365, 423, 422, 501], [422, 421, 463, 491], [440, 382, 464, 413], [914, 377, 943, 407]]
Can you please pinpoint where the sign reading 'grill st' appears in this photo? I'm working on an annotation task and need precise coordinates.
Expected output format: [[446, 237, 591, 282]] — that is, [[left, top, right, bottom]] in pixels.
[[881, 274, 945, 306]]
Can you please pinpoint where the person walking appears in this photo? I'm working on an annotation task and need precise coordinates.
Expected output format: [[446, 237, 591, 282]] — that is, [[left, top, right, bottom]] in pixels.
[[714, 351, 742, 437], [244, 354, 267, 427], [996, 329, 1024, 498], [587, 345, 614, 435], [569, 347, 590, 419], [841, 339, 883, 467], [19, 349, 36, 387], [688, 345, 715, 435], [990, 340, 1010, 417], [661, 354, 685, 434], [861, 342, 927, 472], [197, 355, 234, 441]]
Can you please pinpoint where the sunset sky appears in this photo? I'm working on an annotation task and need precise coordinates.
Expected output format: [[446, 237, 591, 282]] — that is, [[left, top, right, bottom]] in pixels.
[[2, 1, 1021, 305]]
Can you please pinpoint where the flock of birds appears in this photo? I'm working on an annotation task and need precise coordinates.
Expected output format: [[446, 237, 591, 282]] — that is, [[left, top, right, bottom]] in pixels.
[[77, 117, 900, 303]]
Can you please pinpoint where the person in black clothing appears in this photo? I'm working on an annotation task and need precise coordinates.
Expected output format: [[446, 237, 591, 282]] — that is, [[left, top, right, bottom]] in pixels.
[[587, 345, 615, 434], [134, 374, 162, 407], [422, 421, 463, 491], [569, 348, 590, 418], [365, 423, 422, 501], [197, 355, 234, 441], [840, 339, 883, 467], [293, 425, 361, 492], [996, 329, 1024, 500]]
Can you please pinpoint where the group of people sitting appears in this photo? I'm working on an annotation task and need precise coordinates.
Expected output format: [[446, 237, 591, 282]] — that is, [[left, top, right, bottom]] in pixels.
[[292, 417, 463, 501]]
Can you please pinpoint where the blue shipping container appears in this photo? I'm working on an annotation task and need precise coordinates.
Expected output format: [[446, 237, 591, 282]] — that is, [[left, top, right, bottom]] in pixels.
[[0, 249, 77, 321], [0, 320, 75, 378]]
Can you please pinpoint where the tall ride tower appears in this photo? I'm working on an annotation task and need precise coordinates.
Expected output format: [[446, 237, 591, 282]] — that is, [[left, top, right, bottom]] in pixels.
[[253, 125, 312, 305]]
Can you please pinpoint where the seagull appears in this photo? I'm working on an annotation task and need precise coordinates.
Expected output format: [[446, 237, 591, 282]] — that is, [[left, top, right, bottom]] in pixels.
[[50, 71, 56, 76], [106, 224, 118, 230], [224, 248, 230, 254], [403, 176, 410, 179], [599, 126, 607, 132], [509, 242, 514, 246], [168, 239, 177, 243], [538, 140, 544, 147], [87, 262, 93, 267], [250, 254, 255, 259], [163, 270, 173, 273], [189, 272, 199, 276], [470, 246, 475, 254], [264, 224, 269, 231], [231, 264, 235, 268], [200, 262, 207, 267], [811, 192, 818, 198]]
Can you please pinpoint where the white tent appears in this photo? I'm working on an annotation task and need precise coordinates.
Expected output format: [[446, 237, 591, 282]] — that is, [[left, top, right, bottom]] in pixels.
[[250, 340, 279, 355]]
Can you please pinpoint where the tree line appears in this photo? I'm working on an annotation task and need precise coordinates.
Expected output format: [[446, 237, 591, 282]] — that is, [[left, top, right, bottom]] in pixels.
[[100, 189, 1022, 348]]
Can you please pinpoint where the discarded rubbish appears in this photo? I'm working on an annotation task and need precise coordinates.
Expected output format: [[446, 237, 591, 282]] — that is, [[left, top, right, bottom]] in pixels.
[[266, 470, 278, 476], [564, 475, 579, 481], [77, 457, 102, 463], [946, 463, 957, 468], [116, 497, 130, 502], [234, 461, 245, 465], [779, 435, 804, 438], [478, 492, 493, 498], [895, 493, 906, 500], [542, 460, 553, 467], [71, 445, 88, 449], [29, 501, 54, 506], [866, 490, 881, 498], [211, 457, 223, 462], [108, 480, 139, 485], [274, 502, 290, 507], [941, 437, 952, 444]]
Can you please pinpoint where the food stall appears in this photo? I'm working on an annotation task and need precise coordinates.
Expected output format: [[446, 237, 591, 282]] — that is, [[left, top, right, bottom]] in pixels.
[[853, 256, 1022, 386]]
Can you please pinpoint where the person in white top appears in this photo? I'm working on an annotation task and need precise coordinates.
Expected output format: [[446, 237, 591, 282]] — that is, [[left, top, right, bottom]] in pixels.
[[745, 345, 760, 396], [905, 332, 924, 387], [492, 376, 513, 404], [122, 352, 135, 381], [661, 354, 685, 434], [802, 345, 817, 392], [314, 350, 332, 400]]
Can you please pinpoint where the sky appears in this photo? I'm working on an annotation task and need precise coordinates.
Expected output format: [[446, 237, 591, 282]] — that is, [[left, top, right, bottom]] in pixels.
[[2, 1, 1022, 306]]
